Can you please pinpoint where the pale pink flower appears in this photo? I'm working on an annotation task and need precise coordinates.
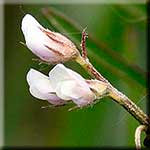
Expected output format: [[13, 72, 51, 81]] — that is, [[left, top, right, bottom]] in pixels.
[[21, 14, 79, 64], [26, 68, 65, 105], [27, 64, 96, 107], [49, 64, 96, 107]]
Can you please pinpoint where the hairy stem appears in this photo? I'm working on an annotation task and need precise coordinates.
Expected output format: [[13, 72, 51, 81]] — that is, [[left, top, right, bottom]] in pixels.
[[76, 55, 149, 125], [76, 55, 108, 83], [81, 28, 88, 59], [109, 87, 149, 125]]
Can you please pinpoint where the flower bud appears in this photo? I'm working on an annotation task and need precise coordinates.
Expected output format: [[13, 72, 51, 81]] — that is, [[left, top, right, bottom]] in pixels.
[[21, 14, 79, 64]]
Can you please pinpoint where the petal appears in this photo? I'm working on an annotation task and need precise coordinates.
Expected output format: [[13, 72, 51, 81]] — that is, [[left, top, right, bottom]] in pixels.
[[27, 68, 48, 85], [27, 69, 64, 105], [30, 85, 65, 105], [55, 80, 96, 106], [55, 80, 77, 100], [29, 85, 54, 100], [27, 68, 54, 93], [47, 96, 66, 105], [21, 14, 56, 62], [49, 64, 96, 106], [26, 69, 53, 98], [49, 64, 85, 90], [21, 14, 43, 37], [26, 68, 54, 98]]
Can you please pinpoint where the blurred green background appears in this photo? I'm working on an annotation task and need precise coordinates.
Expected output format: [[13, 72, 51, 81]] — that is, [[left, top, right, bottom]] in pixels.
[[5, 3, 147, 148]]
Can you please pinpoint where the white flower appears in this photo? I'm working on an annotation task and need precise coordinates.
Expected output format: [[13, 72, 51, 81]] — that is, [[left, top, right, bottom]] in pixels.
[[49, 64, 96, 106], [21, 14, 79, 64], [26, 68, 65, 105], [26, 64, 96, 107]]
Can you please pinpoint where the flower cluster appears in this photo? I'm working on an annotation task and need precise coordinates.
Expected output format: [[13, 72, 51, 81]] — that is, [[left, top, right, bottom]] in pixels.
[[27, 64, 96, 107], [22, 14, 107, 108]]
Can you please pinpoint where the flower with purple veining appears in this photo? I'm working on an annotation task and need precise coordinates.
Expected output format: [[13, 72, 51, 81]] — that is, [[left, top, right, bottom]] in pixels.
[[21, 14, 79, 64]]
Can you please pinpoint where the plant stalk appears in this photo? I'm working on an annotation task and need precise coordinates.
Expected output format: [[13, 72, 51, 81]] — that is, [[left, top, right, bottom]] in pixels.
[[109, 86, 149, 125], [76, 55, 149, 125]]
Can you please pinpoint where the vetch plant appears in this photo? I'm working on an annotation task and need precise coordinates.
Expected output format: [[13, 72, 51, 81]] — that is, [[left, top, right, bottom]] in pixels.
[[21, 14, 150, 149]]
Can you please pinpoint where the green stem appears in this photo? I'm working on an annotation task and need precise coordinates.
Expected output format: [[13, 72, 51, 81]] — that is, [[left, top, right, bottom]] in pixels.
[[75, 55, 108, 83], [109, 86, 149, 125], [75, 55, 149, 125]]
